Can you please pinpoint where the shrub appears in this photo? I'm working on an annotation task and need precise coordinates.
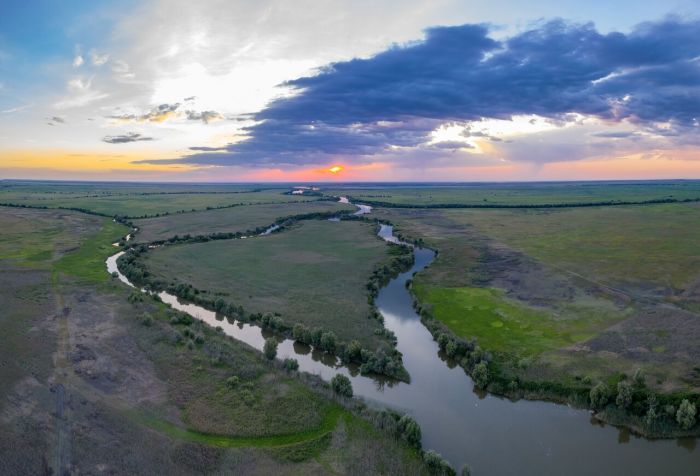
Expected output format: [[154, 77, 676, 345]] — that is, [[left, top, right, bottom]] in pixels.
[[676, 399, 697, 430], [633, 368, 645, 387], [226, 376, 240, 388], [320, 331, 337, 353], [292, 323, 308, 342], [472, 361, 489, 389], [331, 374, 353, 398], [347, 340, 362, 361], [263, 337, 278, 360], [615, 381, 632, 409], [283, 358, 299, 372], [422, 450, 455, 476], [141, 313, 153, 327], [398, 414, 422, 448], [589, 383, 608, 409]]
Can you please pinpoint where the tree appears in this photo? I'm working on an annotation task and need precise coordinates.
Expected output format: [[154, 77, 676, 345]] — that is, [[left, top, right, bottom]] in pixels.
[[398, 414, 422, 448], [263, 337, 278, 360], [292, 323, 308, 342], [472, 361, 489, 389], [331, 374, 353, 397], [320, 331, 337, 353], [615, 381, 632, 409], [589, 383, 608, 409], [633, 368, 645, 387], [347, 340, 362, 361], [676, 399, 697, 430], [422, 450, 455, 476]]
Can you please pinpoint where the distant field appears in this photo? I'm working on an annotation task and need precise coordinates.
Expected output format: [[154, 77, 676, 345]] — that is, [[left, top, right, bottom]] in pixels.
[[324, 181, 700, 206], [133, 200, 353, 243], [141, 220, 392, 351], [377, 203, 700, 391], [0, 188, 319, 217]]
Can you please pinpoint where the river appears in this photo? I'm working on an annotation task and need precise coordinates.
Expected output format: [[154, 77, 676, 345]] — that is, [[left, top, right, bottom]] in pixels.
[[106, 199, 699, 475]]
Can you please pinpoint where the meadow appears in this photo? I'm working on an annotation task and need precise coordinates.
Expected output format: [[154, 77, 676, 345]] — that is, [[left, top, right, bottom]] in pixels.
[[377, 202, 700, 393], [0, 204, 432, 475], [139, 220, 394, 351], [324, 180, 700, 206], [0, 181, 319, 217], [132, 200, 353, 243]]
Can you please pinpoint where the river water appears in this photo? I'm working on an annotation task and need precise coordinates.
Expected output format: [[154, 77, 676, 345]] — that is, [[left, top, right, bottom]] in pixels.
[[106, 200, 699, 475]]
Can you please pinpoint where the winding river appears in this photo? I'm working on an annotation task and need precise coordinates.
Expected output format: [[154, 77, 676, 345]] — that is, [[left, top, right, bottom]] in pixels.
[[106, 199, 699, 475]]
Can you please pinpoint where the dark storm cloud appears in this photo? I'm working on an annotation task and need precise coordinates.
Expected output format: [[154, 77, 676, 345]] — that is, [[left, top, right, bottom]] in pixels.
[[144, 18, 700, 166], [102, 132, 154, 144]]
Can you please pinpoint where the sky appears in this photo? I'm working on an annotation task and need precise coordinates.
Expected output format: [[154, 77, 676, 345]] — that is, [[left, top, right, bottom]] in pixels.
[[1, 0, 699, 182]]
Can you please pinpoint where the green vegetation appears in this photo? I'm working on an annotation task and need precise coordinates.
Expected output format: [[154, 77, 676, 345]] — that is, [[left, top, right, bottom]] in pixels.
[[136, 220, 395, 352], [412, 285, 611, 357], [263, 337, 278, 360], [0, 182, 319, 218], [324, 180, 700, 207], [132, 200, 353, 243], [0, 203, 432, 474], [331, 374, 353, 398]]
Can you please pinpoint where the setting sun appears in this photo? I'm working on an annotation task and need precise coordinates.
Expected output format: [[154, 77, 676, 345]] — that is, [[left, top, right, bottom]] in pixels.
[[328, 165, 343, 173]]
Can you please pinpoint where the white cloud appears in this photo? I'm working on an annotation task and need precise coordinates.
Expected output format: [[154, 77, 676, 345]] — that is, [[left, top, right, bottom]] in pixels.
[[72, 55, 84, 67], [90, 49, 110, 66]]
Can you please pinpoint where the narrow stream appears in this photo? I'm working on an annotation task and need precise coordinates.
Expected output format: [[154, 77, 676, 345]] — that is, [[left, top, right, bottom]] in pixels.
[[106, 199, 699, 475]]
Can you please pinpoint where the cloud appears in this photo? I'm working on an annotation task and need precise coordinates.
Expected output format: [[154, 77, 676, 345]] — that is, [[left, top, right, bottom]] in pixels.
[[102, 132, 154, 144], [54, 76, 109, 109], [109, 103, 180, 123], [185, 110, 224, 124], [158, 18, 700, 167], [109, 103, 225, 125], [72, 55, 84, 68], [90, 49, 110, 66]]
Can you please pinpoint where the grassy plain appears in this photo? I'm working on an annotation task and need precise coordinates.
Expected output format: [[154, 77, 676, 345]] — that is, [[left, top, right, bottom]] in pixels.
[[133, 200, 353, 243], [376, 202, 700, 392], [325, 180, 700, 206], [0, 181, 318, 217], [0, 205, 430, 475], [141, 219, 392, 351]]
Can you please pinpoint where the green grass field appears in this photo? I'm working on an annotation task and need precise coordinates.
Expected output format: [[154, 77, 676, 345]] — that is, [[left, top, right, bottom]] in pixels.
[[378, 202, 700, 392], [141, 220, 392, 350], [0, 182, 319, 217], [133, 200, 353, 243], [438, 204, 700, 290], [324, 180, 700, 206]]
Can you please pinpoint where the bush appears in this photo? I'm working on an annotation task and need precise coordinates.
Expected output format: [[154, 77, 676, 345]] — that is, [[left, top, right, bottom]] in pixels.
[[422, 450, 455, 476], [472, 361, 489, 389], [226, 376, 240, 388], [398, 414, 422, 448], [263, 337, 278, 360], [141, 313, 153, 327], [320, 331, 337, 353], [331, 374, 353, 397], [615, 381, 632, 409], [283, 358, 299, 372], [589, 383, 608, 409], [676, 399, 697, 430], [292, 323, 308, 342], [347, 340, 362, 361]]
